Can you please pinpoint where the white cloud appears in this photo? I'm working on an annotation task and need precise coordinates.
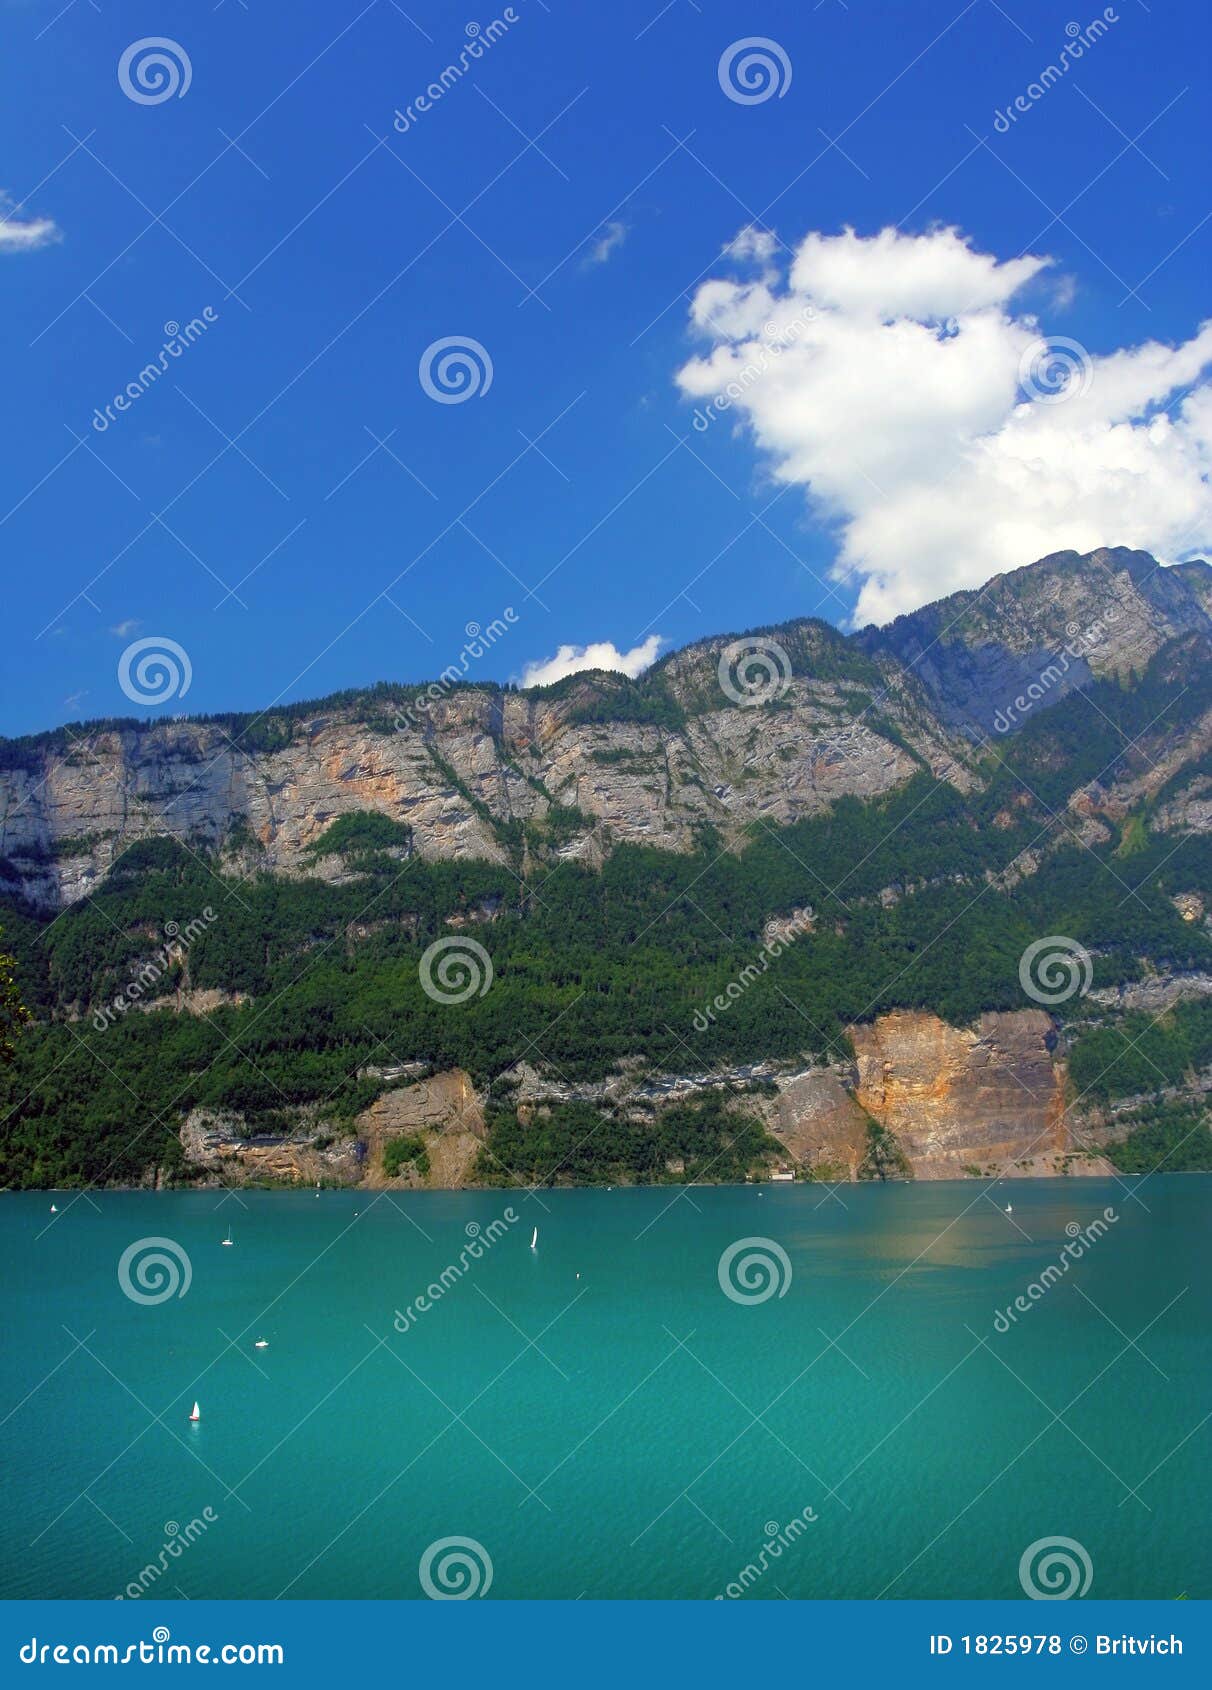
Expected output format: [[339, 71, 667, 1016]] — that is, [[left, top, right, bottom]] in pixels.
[[724, 225, 778, 267], [521, 635, 663, 689], [788, 225, 1048, 319], [0, 193, 61, 253], [109, 619, 142, 638], [585, 220, 627, 267], [677, 224, 1212, 625]]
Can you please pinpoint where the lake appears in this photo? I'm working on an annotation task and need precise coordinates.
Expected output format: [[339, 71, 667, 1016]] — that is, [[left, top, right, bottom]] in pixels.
[[1, 1178, 1207, 1600]]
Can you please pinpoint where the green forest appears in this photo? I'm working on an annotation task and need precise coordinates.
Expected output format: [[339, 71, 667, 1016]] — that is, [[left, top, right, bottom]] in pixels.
[[1, 638, 1209, 1188]]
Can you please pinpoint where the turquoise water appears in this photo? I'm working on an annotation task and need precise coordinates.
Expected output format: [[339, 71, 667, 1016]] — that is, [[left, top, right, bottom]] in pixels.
[[1, 1179, 1208, 1601]]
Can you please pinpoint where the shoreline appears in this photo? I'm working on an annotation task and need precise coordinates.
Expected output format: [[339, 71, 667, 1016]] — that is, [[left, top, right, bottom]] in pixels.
[[9, 1169, 1207, 1198]]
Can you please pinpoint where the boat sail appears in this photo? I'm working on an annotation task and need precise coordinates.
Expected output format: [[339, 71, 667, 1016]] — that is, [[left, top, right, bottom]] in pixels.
[[530, 1227, 538, 1250], [188, 1401, 201, 1422]]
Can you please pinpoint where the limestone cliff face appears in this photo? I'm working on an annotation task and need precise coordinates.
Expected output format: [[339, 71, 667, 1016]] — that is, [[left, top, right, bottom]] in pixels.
[[866, 547, 1212, 734], [356, 1070, 484, 1189], [4, 544, 1209, 911], [0, 675, 969, 909], [175, 1010, 1104, 1188], [850, 1009, 1072, 1179], [179, 1107, 362, 1187], [754, 1067, 872, 1179]]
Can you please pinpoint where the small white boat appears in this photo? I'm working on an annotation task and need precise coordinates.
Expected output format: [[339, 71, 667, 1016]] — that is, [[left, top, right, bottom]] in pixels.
[[1005, 1204, 1013, 1214], [49, 1203, 57, 1214], [530, 1227, 538, 1250], [188, 1401, 201, 1422], [253, 1339, 269, 1350], [221, 1228, 234, 1247]]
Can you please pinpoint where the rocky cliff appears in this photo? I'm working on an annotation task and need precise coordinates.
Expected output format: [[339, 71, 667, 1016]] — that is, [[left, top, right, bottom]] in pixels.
[[3, 546, 1209, 1192], [0, 676, 963, 910], [3, 546, 1208, 912], [178, 1008, 1121, 1189]]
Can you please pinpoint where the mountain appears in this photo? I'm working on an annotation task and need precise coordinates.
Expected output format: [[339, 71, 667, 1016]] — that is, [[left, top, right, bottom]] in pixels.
[[1, 546, 1210, 1191]]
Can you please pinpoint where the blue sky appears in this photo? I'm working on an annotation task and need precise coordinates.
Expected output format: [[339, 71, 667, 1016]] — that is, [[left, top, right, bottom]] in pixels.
[[1, 0, 1209, 735]]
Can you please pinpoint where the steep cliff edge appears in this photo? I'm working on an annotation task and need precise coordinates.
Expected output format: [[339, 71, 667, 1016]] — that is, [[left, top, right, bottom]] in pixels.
[[850, 1009, 1080, 1179], [3, 547, 1208, 1191], [4, 545, 1207, 913], [177, 1009, 1112, 1189]]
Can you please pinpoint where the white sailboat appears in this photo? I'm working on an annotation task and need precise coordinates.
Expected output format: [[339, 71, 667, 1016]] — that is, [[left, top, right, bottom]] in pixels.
[[49, 1203, 57, 1214], [188, 1401, 201, 1422], [1004, 1204, 1013, 1214], [253, 1339, 269, 1350], [221, 1227, 234, 1247], [530, 1226, 538, 1250]]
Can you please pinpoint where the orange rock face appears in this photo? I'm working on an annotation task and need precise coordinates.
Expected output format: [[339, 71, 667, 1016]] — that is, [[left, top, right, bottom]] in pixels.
[[850, 1008, 1070, 1179]]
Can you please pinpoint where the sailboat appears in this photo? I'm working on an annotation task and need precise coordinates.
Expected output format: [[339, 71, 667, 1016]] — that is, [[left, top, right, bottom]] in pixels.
[[49, 1203, 57, 1214], [530, 1226, 538, 1250], [221, 1227, 234, 1247], [1004, 1204, 1013, 1214], [253, 1339, 269, 1350], [188, 1401, 201, 1422]]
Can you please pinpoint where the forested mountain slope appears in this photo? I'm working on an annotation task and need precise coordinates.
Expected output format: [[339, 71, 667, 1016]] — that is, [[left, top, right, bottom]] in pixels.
[[2, 547, 1209, 1189]]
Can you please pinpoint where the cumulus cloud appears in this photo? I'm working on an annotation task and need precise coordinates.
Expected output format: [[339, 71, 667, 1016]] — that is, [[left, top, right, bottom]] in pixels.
[[109, 619, 142, 638], [521, 635, 662, 689], [677, 224, 1212, 625], [0, 193, 61, 253]]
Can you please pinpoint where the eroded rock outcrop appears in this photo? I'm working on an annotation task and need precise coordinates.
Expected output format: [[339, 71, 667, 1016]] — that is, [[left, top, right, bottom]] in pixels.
[[178, 1009, 1112, 1189], [356, 1069, 484, 1188], [1, 670, 978, 910], [850, 1009, 1071, 1179], [180, 1107, 362, 1186]]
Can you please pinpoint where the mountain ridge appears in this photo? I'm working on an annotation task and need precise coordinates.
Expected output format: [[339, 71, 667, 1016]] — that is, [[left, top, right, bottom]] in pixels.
[[5, 544, 1208, 749], [3, 546, 1209, 913], [2, 543, 1210, 1193]]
